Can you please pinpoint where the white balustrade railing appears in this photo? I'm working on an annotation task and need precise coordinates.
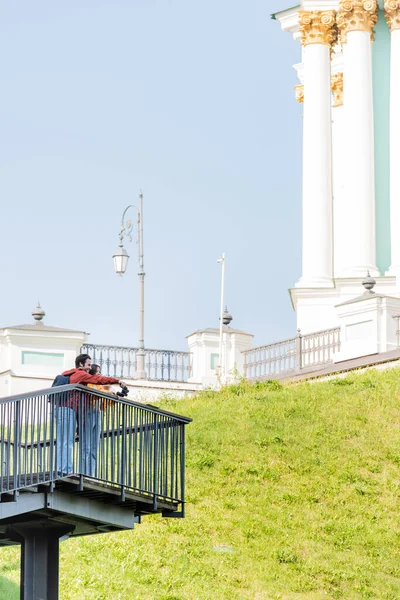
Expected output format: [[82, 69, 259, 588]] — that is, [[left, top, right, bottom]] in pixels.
[[301, 328, 341, 368], [243, 327, 340, 381]]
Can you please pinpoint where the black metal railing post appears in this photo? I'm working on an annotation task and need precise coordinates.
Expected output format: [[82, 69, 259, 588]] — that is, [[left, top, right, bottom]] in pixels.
[[13, 401, 20, 494], [152, 415, 158, 511], [120, 404, 126, 502], [180, 423, 185, 518], [49, 398, 55, 486]]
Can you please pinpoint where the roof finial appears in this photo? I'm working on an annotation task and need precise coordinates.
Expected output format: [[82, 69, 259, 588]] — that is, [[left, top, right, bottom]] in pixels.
[[222, 306, 233, 326], [362, 271, 376, 295], [32, 302, 45, 323]]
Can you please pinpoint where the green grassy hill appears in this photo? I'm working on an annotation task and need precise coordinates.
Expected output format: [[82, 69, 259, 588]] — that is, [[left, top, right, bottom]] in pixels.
[[2, 369, 400, 599]]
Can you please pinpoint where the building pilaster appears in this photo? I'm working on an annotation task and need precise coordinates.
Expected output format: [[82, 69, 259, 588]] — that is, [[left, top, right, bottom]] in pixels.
[[385, 2, 400, 288]]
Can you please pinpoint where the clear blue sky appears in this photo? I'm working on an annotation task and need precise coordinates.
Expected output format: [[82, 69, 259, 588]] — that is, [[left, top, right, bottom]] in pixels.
[[0, 0, 301, 350]]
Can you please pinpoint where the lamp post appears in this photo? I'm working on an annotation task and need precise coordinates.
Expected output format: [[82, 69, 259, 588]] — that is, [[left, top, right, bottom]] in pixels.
[[217, 253, 226, 383], [113, 191, 146, 379]]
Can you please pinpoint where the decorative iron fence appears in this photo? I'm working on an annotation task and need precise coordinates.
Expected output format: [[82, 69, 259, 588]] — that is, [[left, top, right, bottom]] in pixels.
[[81, 344, 193, 382], [243, 327, 340, 380], [0, 384, 191, 515]]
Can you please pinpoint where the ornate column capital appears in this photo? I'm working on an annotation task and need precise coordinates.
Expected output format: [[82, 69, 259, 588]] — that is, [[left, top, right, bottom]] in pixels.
[[299, 11, 338, 46], [331, 73, 344, 106], [384, 0, 400, 31], [337, 0, 378, 43], [294, 84, 304, 103]]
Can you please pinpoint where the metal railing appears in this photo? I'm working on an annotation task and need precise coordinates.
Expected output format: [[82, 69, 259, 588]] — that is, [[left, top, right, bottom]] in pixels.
[[0, 385, 191, 515], [243, 327, 340, 380], [81, 344, 193, 382]]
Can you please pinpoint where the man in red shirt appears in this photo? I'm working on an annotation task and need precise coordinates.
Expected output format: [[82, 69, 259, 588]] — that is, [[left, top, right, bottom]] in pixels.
[[62, 354, 126, 388], [56, 353, 127, 476]]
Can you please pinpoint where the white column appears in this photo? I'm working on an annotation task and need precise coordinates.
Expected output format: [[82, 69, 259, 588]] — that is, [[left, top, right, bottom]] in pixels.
[[337, 1, 379, 277], [331, 71, 346, 276], [296, 11, 336, 288], [385, 3, 400, 287]]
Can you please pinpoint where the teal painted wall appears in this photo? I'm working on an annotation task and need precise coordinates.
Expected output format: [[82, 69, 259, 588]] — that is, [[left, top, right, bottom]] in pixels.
[[373, 11, 391, 274]]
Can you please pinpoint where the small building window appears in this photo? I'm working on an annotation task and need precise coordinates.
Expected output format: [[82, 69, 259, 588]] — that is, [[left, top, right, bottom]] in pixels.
[[22, 351, 64, 368], [210, 353, 219, 370]]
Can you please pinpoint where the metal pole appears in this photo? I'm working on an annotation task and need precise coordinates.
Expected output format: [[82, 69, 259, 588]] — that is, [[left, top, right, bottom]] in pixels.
[[136, 191, 146, 379], [115, 197, 146, 379], [8, 521, 75, 600], [217, 254, 225, 383]]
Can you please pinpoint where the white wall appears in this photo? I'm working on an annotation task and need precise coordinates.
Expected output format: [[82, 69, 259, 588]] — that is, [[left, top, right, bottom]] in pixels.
[[0, 326, 87, 398], [291, 276, 398, 334]]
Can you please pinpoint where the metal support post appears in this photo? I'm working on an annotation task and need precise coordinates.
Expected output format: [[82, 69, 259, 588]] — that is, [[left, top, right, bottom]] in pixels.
[[8, 520, 75, 600]]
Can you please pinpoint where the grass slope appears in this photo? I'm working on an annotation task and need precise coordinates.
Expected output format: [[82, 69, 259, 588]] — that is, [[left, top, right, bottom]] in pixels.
[[2, 369, 400, 599]]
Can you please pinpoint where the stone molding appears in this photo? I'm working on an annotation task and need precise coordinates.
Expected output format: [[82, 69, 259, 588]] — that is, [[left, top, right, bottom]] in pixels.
[[294, 84, 304, 103], [384, 0, 400, 31], [331, 72, 343, 106], [337, 0, 378, 43], [299, 10, 338, 46]]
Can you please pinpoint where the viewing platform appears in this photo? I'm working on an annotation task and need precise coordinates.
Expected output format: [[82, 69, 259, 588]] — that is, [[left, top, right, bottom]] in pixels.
[[0, 384, 191, 599]]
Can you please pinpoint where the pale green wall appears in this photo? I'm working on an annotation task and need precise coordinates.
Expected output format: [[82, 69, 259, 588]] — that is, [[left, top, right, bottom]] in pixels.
[[373, 10, 391, 273], [21, 351, 64, 368]]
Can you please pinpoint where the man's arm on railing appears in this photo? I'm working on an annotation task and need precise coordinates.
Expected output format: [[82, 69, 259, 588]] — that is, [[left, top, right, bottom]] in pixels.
[[64, 371, 124, 387]]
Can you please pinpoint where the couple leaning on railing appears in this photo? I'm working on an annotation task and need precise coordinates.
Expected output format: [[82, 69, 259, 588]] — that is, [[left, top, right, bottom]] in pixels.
[[52, 352, 129, 477]]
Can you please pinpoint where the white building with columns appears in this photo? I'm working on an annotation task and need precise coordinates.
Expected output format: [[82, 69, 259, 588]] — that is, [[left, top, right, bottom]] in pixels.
[[275, 0, 400, 334]]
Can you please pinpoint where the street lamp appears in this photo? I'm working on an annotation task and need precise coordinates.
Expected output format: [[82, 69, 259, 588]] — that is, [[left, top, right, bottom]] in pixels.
[[112, 246, 129, 275], [113, 191, 146, 379]]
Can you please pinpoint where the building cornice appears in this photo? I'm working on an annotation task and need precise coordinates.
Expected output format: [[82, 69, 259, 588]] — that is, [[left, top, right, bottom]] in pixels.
[[273, 6, 300, 36], [186, 327, 253, 339], [289, 276, 398, 310], [1, 329, 88, 342], [335, 276, 396, 291], [0, 325, 88, 335]]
